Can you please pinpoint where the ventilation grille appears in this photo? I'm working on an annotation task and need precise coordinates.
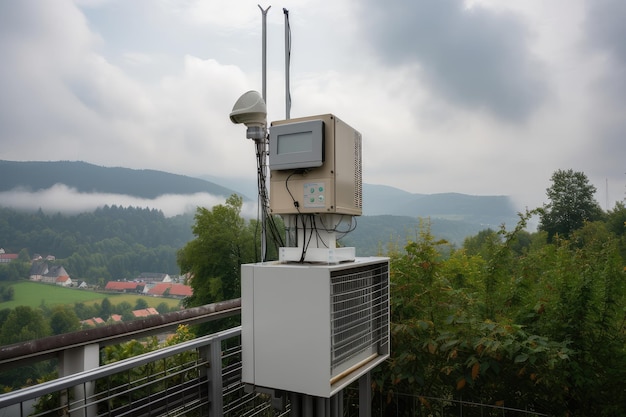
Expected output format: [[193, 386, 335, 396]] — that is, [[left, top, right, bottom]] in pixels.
[[330, 262, 389, 372], [353, 132, 363, 209]]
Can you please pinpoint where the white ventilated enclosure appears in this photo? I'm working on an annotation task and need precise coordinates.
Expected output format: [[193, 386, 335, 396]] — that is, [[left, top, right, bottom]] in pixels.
[[241, 257, 389, 398]]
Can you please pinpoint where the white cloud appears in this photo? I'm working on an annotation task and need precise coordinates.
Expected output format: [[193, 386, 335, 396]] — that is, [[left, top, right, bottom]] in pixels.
[[0, 184, 258, 218], [1, 0, 624, 215]]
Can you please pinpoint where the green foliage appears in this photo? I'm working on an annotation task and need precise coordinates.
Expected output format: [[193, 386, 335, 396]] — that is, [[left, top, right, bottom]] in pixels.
[[375, 208, 626, 416], [100, 297, 112, 320], [0, 259, 30, 281], [134, 298, 148, 310], [96, 325, 199, 415], [539, 169, 603, 241], [49, 305, 80, 335], [179, 195, 255, 308], [0, 284, 14, 301], [516, 223, 626, 414], [0, 205, 193, 281], [177, 195, 256, 334], [0, 306, 51, 344]]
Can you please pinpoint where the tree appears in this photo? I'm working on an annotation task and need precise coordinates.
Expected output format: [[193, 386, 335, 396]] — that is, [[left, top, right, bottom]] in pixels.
[[134, 298, 148, 310], [538, 169, 603, 241], [114, 301, 134, 321], [0, 285, 14, 302], [0, 306, 51, 344], [100, 297, 112, 320], [462, 228, 500, 257], [178, 195, 256, 308], [374, 220, 575, 416], [156, 302, 170, 314], [49, 306, 80, 335], [18, 248, 30, 262], [605, 201, 626, 236], [73, 302, 99, 320]]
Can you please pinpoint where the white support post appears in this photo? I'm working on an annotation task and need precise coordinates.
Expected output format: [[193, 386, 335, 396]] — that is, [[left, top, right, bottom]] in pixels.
[[59, 344, 99, 417]]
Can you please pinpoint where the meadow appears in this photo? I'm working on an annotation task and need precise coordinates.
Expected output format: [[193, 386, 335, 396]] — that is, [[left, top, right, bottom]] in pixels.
[[0, 281, 182, 310]]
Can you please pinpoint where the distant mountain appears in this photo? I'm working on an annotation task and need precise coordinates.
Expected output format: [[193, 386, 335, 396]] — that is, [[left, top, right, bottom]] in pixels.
[[363, 184, 518, 226], [342, 214, 505, 255], [0, 160, 520, 250], [0, 160, 239, 199]]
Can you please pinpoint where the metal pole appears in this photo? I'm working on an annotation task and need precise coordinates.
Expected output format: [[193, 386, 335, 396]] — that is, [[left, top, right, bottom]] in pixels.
[[258, 5, 270, 102], [283, 8, 291, 119], [258, 5, 270, 262]]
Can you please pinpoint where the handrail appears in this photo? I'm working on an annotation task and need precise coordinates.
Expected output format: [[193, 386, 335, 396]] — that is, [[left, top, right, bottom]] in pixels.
[[0, 298, 241, 369], [0, 326, 241, 409]]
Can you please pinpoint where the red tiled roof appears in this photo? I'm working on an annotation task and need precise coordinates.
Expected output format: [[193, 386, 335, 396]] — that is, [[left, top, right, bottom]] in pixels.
[[132, 307, 159, 318], [147, 283, 193, 297], [0, 254, 18, 260], [110, 314, 123, 322], [105, 281, 140, 291], [81, 317, 105, 327]]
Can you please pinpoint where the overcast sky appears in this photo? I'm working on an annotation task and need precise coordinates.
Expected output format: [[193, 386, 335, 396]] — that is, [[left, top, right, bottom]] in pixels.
[[1, 0, 624, 215]]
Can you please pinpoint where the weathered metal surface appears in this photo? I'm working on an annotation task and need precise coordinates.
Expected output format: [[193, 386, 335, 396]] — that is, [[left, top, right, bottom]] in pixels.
[[0, 299, 241, 368]]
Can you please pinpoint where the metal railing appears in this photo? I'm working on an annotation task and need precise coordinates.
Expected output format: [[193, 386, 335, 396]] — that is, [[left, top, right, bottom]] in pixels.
[[0, 300, 292, 417], [356, 389, 551, 417], [0, 326, 290, 417]]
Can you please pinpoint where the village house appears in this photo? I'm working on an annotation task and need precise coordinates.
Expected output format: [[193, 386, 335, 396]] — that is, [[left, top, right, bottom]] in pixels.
[[0, 249, 18, 263], [56, 275, 72, 287], [109, 314, 123, 323], [29, 262, 71, 284], [136, 272, 172, 283], [132, 307, 159, 318], [146, 283, 193, 299], [104, 281, 143, 293], [80, 317, 105, 327]]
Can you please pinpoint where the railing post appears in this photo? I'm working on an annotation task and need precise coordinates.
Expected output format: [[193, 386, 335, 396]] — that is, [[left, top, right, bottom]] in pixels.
[[289, 392, 301, 417], [209, 336, 223, 416], [198, 344, 211, 414], [359, 371, 372, 417], [59, 344, 99, 417]]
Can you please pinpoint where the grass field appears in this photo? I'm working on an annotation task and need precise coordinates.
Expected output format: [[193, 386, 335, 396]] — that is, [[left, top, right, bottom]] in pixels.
[[0, 281, 183, 310]]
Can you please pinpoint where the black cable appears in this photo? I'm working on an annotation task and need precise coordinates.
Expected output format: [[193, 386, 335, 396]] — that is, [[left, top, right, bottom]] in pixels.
[[299, 214, 317, 263], [255, 136, 286, 262], [285, 170, 301, 211], [312, 215, 329, 249], [298, 214, 308, 263], [253, 143, 263, 262]]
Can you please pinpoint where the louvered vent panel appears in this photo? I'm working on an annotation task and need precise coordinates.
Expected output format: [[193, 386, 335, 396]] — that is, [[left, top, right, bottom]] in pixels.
[[330, 262, 389, 372], [353, 131, 363, 210]]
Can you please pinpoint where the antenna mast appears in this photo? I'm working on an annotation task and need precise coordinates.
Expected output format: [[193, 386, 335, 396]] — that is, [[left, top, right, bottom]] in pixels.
[[258, 5, 271, 261], [284, 8, 291, 120]]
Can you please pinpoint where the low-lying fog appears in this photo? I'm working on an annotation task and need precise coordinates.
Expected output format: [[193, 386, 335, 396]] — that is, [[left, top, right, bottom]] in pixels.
[[0, 184, 258, 218]]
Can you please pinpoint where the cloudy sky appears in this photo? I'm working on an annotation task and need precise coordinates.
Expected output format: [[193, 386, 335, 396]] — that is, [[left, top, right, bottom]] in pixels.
[[1, 0, 624, 214]]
